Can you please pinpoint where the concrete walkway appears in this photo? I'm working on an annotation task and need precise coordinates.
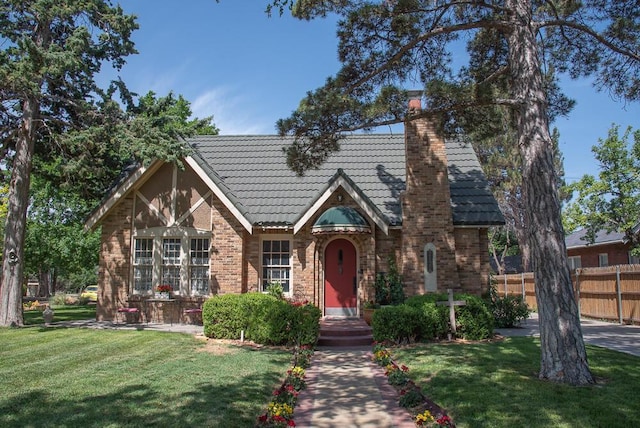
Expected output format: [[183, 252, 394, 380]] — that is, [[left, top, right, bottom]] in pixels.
[[48, 315, 639, 427], [294, 347, 415, 428], [495, 312, 640, 357]]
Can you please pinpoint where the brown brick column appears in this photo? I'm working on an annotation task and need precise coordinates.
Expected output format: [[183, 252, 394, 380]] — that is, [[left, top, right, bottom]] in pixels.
[[401, 107, 460, 295]]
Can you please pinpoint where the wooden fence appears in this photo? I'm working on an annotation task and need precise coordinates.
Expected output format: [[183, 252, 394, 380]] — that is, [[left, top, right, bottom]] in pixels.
[[494, 264, 640, 324]]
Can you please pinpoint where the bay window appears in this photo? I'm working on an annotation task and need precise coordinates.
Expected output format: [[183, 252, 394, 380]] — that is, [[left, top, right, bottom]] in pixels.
[[132, 230, 210, 296]]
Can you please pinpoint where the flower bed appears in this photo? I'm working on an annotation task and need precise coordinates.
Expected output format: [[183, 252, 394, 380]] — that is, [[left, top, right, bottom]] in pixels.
[[256, 345, 314, 427], [372, 342, 455, 427]]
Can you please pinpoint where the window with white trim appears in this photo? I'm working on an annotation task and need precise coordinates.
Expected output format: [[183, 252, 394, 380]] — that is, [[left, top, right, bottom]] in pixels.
[[261, 239, 291, 293], [568, 256, 582, 270], [132, 229, 211, 296], [133, 238, 154, 293], [190, 238, 210, 295], [598, 253, 609, 267]]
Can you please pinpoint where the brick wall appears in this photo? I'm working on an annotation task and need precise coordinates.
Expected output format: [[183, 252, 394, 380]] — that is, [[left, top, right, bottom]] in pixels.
[[454, 227, 491, 294], [568, 242, 634, 268], [96, 195, 133, 321], [401, 113, 460, 295]]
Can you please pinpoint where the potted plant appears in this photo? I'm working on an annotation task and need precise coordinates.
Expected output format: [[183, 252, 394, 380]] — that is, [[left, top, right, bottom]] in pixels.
[[363, 300, 380, 325], [156, 284, 172, 299]]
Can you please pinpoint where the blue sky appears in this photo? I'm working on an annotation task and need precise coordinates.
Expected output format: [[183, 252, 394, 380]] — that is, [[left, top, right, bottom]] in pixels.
[[109, 0, 640, 183]]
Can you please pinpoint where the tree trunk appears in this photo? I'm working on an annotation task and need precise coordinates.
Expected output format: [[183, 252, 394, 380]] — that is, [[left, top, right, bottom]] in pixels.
[[507, 0, 595, 385], [0, 97, 38, 327]]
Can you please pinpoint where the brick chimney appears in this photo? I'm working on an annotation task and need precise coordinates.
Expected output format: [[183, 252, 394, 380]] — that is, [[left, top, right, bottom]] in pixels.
[[400, 91, 460, 294]]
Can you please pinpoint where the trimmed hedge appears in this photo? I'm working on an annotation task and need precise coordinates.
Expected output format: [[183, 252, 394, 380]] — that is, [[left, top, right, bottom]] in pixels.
[[202, 293, 321, 346], [373, 292, 495, 343]]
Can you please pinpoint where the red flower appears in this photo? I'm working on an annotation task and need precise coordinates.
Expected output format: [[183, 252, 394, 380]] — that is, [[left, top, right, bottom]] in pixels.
[[401, 364, 409, 372], [437, 415, 452, 425], [258, 414, 268, 422], [287, 420, 296, 427]]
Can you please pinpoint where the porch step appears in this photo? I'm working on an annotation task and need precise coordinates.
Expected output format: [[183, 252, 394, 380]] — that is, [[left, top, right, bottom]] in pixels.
[[317, 317, 373, 347]]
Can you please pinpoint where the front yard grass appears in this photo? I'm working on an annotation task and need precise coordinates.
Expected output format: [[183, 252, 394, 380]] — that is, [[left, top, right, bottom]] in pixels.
[[0, 326, 291, 427], [23, 304, 97, 324], [393, 337, 640, 428]]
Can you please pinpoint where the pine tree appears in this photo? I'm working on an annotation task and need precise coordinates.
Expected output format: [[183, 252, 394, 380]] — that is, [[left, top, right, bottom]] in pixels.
[[264, 0, 640, 385]]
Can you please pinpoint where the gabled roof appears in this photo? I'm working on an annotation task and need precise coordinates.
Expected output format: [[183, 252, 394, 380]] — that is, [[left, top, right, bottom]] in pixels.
[[190, 134, 503, 229], [565, 228, 627, 249], [86, 133, 504, 232]]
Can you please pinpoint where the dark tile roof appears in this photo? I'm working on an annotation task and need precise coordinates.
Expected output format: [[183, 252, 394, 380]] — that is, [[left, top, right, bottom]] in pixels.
[[565, 228, 626, 249], [188, 134, 504, 227]]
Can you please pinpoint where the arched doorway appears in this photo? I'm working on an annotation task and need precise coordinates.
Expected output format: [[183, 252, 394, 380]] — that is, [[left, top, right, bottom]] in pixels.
[[324, 238, 357, 317]]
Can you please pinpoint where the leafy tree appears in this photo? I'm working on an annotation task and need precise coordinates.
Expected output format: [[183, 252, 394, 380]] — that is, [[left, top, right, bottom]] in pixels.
[[25, 91, 218, 298], [564, 125, 640, 255], [263, 0, 640, 385], [0, 0, 140, 326]]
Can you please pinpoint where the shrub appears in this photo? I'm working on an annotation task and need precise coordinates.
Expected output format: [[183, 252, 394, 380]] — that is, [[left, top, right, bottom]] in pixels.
[[203, 293, 321, 346], [371, 304, 421, 344], [404, 292, 495, 341], [405, 294, 450, 340], [49, 292, 67, 306], [374, 256, 405, 305], [203, 293, 277, 339], [490, 287, 531, 328], [455, 294, 495, 340]]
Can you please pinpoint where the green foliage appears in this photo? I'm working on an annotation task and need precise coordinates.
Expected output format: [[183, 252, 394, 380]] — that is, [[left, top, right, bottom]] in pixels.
[[455, 294, 495, 341], [563, 125, 640, 254], [265, 282, 285, 300], [48, 293, 67, 306], [374, 256, 405, 306], [202, 293, 321, 346], [371, 304, 421, 344], [489, 286, 531, 328], [404, 294, 450, 340], [374, 293, 495, 343], [398, 387, 424, 409]]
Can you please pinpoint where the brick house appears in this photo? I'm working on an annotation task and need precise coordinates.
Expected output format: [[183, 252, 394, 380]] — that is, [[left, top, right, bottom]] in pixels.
[[85, 101, 504, 322], [566, 228, 640, 270]]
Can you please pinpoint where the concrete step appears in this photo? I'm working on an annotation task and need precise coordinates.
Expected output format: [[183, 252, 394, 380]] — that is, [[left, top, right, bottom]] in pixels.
[[318, 317, 373, 347]]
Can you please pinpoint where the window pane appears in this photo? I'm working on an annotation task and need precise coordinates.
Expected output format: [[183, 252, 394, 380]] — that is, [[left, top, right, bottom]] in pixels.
[[162, 266, 181, 291], [134, 266, 153, 293], [189, 238, 209, 295], [261, 239, 292, 294], [163, 239, 181, 265]]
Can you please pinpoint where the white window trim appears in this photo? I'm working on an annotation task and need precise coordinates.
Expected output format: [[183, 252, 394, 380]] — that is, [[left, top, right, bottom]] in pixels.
[[568, 255, 582, 270], [598, 253, 609, 267], [132, 226, 211, 296], [259, 234, 294, 297]]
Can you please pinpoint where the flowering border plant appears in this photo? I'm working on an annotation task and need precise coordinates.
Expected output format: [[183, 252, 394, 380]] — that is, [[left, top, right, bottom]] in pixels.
[[156, 284, 172, 293], [373, 342, 456, 427], [257, 345, 314, 428]]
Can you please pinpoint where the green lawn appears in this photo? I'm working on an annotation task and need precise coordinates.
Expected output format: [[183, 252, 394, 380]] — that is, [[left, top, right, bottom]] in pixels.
[[23, 304, 97, 324], [0, 325, 291, 427], [393, 337, 640, 428]]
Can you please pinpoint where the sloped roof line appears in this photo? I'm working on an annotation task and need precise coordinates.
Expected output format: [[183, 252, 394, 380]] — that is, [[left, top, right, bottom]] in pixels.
[[293, 169, 390, 235], [184, 155, 253, 233], [84, 161, 160, 231]]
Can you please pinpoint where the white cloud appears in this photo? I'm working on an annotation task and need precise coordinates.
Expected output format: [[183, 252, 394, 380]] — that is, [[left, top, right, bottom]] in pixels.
[[191, 87, 273, 135]]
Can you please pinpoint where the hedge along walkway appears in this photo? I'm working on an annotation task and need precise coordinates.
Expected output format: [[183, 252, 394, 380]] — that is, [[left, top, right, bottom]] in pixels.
[[295, 347, 416, 428]]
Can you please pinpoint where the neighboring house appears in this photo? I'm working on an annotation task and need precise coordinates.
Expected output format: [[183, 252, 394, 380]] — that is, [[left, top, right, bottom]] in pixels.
[[565, 228, 640, 270], [85, 98, 504, 321]]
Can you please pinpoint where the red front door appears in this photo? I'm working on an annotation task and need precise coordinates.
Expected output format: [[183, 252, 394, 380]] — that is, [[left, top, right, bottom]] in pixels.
[[324, 239, 357, 317]]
